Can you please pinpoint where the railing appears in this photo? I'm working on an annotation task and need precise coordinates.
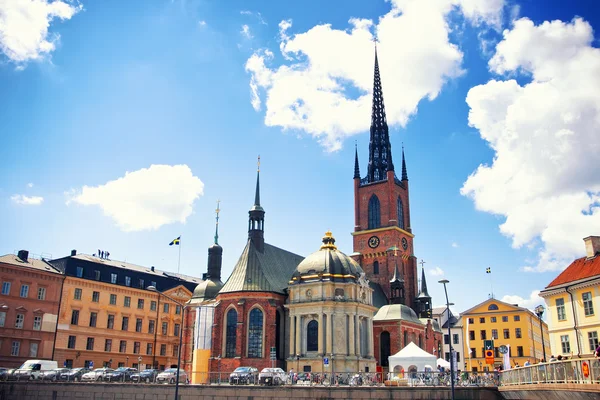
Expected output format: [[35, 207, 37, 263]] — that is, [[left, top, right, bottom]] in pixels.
[[500, 357, 600, 386]]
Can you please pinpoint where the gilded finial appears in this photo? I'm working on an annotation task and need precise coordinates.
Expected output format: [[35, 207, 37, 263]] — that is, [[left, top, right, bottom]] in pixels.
[[257, 155, 260, 172], [320, 230, 337, 250]]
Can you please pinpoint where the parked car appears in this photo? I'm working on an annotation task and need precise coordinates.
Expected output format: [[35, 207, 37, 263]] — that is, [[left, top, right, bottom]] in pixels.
[[258, 368, 287, 386], [59, 368, 90, 382], [229, 366, 259, 385], [14, 360, 59, 380], [130, 369, 159, 383], [0, 368, 9, 381], [40, 368, 70, 381], [81, 367, 114, 382], [3, 368, 18, 381], [155, 368, 188, 384], [104, 367, 138, 382]]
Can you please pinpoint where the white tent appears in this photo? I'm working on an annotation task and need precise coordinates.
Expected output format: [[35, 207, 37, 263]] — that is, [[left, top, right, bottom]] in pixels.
[[437, 358, 451, 369], [388, 342, 437, 374]]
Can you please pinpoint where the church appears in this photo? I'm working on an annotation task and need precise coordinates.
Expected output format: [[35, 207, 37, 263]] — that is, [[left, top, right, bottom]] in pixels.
[[189, 48, 442, 382]]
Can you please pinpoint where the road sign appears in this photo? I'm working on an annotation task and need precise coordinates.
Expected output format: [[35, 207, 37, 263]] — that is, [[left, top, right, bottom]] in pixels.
[[323, 357, 329, 366], [485, 349, 494, 365], [499, 345, 508, 354], [89, 361, 94, 368], [484, 340, 494, 350]]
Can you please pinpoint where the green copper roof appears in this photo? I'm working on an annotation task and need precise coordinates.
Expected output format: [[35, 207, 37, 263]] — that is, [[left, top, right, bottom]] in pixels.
[[219, 240, 304, 294]]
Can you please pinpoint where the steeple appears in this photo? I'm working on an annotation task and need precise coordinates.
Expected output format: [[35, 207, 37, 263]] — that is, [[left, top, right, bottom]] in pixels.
[[354, 142, 360, 179], [207, 200, 223, 281], [366, 45, 394, 183], [248, 156, 265, 252], [214, 200, 220, 245], [415, 260, 432, 318], [389, 247, 405, 305], [401, 145, 408, 181], [419, 264, 429, 297]]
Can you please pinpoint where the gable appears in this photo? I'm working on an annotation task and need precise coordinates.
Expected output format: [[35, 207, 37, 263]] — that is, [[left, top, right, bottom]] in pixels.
[[462, 298, 525, 315]]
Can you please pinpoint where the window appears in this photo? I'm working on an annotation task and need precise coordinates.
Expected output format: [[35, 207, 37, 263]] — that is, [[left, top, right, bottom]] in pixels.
[[92, 291, 100, 302], [125, 276, 131, 287], [139, 279, 145, 289], [162, 322, 168, 335], [480, 330, 487, 340], [373, 261, 379, 275], [556, 298, 566, 321], [111, 273, 117, 284], [68, 336, 76, 349], [160, 344, 166, 356], [110, 294, 117, 305], [397, 197, 405, 229], [469, 331, 475, 341], [11, 341, 20, 356], [1, 282, 10, 295], [148, 320, 155, 334], [71, 310, 79, 325], [138, 299, 144, 309], [444, 334, 450, 345], [74, 288, 82, 300], [514, 315, 520, 321], [516, 328, 522, 338], [30, 315, 42, 330], [146, 343, 153, 355], [479, 317, 485, 323], [247, 308, 263, 358], [136, 318, 142, 333], [494, 347, 500, 358], [37, 287, 46, 300], [105, 339, 112, 352], [307, 320, 318, 352], [368, 195, 381, 229], [122, 317, 129, 331], [0, 311, 5, 327], [174, 323, 180, 337], [225, 308, 237, 358], [470, 348, 476, 358], [150, 301, 157, 311], [119, 340, 127, 353], [150, 281, 157, 289], [107, 314, 115, 329], [468, 318, 474, 324], [15, 314, 24, 329], [133, 341, 140, 354], [502, 316, 508, 322], [175, 305, 181, 315], [488, 304, 499, 311], [516, 346, 524, 357], [29, 342, 38, 357], [173, 344, 179, 357], [491, 329, 498, 340], [163, 303, 169, 313], [124, 296, 131, 307], [89, 312, 97, 328], [561, 335, 570, 354], [86, 337, 94, 351], [334, 288, 344, 298], [94, 270, 100, 280], [491, 317, 497, 323], [583, 292, 594, 316], [588, 331, 599, 352], [504, 329, 510, 339], [65, 359, 73, 368], [20, 284, 29, 298], [76, 267, 83, 277]]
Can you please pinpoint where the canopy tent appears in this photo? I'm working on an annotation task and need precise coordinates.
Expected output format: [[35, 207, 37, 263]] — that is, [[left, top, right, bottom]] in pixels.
[[388, 342, 437, 375], [437, 358, 451, 368]]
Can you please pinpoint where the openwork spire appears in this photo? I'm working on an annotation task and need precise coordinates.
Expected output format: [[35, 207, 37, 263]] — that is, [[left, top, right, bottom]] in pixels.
[[401, 145, 408, 181], [214, 200, 220, 245], [366, 46, 394, 183], [354, 142, 360, 179], [248, 156, 265, 252]]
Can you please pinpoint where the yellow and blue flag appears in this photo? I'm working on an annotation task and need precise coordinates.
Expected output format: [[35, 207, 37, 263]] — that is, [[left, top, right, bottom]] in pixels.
[[169, 236, 181, 246]]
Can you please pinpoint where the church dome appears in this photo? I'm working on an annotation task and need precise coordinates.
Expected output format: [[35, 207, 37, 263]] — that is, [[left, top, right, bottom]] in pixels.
[[192, 278, 223, 301], [291, 231, 364, 283], [373, 304, 423, 325]]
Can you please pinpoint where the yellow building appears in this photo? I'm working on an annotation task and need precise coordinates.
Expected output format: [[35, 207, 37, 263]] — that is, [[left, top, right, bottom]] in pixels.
[[461, 298, 550, 371], [539, 236, 600, 358]]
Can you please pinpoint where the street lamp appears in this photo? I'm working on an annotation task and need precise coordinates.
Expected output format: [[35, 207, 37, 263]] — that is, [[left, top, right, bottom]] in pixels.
[[148, 286, 188, 400], [534, 305, 547, 362], [439, 279, 455, 400]]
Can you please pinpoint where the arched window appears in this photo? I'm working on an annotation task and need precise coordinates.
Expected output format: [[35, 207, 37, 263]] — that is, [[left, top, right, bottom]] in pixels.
[[488, 304, 499, 311], [247, 308, 263, 358], [373, 261, 379, 275], [225, 308, 237, 358], [403, 331, 408, 348], [380, 331, 391, 367], [307, 320, 318, 352], [368, 195, 380, 229], [397, 197, 404, 229]]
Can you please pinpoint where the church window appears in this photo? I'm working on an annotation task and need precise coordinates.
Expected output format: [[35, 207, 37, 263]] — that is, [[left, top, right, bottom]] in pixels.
[[373, 261, 379, 275], [225, 309, 237, 358], [247, 308, 263, 358], [374, 170, 380, 181], [403, 331, 408, 347], [380, 331, 391, 367], [307, 320, 318, 352], [368, 195, 381, 229], [397, 197, 404, 229]]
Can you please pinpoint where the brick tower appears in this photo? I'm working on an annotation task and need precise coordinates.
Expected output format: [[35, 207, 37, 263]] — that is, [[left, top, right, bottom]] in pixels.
[[352, 47, 418, 311]]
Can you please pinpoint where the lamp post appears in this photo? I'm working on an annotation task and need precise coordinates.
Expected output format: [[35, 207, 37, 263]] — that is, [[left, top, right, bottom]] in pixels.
[[534, 305, 547, 362], [148, 286, 188, 400], [331, 353, 335, 386], [439, 279, 455, 400]]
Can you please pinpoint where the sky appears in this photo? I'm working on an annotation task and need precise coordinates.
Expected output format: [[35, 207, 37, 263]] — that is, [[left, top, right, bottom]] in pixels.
[[1, 0, 599, 315]]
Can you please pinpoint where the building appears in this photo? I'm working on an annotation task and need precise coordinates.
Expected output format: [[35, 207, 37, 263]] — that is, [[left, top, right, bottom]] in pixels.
[[539, 236, 600, 358], [0, 251, 63, 367], [432, 307, 464, 368], [461, 298, 550, 371], [49, 251, 200, 371]]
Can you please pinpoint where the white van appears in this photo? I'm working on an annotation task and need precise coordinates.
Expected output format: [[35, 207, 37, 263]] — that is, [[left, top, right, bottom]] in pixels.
[[15, 360, 58, 380]]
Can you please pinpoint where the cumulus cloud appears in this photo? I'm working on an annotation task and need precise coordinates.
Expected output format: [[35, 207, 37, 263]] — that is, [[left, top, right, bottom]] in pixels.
[[240, 24, 253, 39], [198, 20, 206, 27], [451, 242, 459, 248], [0, 0, 83, 66], [245, 0, 505, 152], [501, 290, 542, 311], [11, 194, 44, 205], [461, 17, 600, 272], [66, 165, 204, 232], [428, 266, 445, 276], [27, 183, 34, 188]]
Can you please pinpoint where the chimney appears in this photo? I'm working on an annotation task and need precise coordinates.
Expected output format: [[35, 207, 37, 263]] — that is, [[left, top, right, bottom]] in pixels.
[[584, 236, 600, 258], [17, 250, 29, 262], [71, 249, 77, 256], [151, 266, 155, 272]]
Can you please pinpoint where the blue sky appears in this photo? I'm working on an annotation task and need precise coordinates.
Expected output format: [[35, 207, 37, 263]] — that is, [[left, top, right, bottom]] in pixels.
[[1, 0, 599, 314]]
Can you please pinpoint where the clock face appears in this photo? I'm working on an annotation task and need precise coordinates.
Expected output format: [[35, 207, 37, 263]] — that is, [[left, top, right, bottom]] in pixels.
[[368, 236, 380, 249], [401, 237, 408, 250]]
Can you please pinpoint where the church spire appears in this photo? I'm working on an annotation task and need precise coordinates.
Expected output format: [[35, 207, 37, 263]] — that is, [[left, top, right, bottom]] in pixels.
[[354, 142, 360, 179], [248, 156, 265, 252], [214, 200, 220, 245], [401, 145, 408, 181], [420, 263, 429, 297], [366, 45, 394, 183]]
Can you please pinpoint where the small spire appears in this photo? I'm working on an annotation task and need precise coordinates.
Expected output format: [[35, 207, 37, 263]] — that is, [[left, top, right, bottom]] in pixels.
[[254, 155, 261, 207], [214, 200, 220, 245], [390, 260, 403, 283], [354, 141, 360, 179], [401, 144, 408, 181], [419, 260, 429, 296]]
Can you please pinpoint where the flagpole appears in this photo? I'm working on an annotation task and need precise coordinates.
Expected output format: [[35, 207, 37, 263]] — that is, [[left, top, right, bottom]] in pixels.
[[177, 235, 182, 274]]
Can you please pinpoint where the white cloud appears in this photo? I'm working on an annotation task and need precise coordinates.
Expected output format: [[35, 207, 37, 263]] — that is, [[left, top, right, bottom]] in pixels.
[[428, 266, 445, 276], [461, 17, 600, 272], [240, 10, 266, 25], [27, 182, 34, 188], [11, 194, 43, 205], [240, 24, 253, 39], [501, 290, 542, 311], [246, 0, 505, 152], [0, 0, 82, 66], [451, 242, 459, 248], [66, 164, 204, 232], [198, 20, 206, 27]]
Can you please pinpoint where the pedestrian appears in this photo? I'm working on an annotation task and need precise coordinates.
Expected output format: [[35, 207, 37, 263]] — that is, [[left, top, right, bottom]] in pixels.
[[289, 368, 294, 384], [594, 344, 600, 358], [524, 360, 530, 366]]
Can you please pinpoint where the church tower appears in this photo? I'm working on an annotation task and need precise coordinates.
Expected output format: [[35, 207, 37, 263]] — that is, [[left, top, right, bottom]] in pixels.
[[352, 47, 418, 311]]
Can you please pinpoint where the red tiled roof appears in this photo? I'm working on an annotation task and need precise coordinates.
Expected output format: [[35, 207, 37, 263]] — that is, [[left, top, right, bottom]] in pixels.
[[546, 255, 600, 288]]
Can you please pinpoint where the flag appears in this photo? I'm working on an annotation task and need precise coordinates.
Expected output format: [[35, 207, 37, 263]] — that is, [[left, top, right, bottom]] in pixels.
[[503, 345, 511, 370], [169, 236, 181, 246], [486, 267, 491, 274]]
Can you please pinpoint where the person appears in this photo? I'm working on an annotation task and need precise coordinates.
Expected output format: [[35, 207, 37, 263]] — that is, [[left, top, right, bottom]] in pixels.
[[289, 368, 294, 384], [549, 355, 557, 362], [524, 360, 530, 366], [594, 344, 600, 358]]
